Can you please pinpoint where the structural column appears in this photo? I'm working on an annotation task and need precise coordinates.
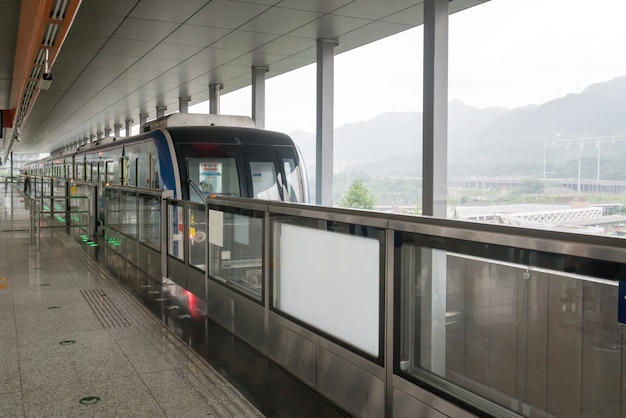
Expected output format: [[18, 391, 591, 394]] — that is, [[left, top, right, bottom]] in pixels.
[[252, 66, 269, 129], [156, 106, 167, 119], [422, 0, 449, 218], [420, 0, 450, 379], [179, 97, 190, 114], [209, 84, 222, 114], [315, 39, 338, 206], [139, 113, 148, 127], [114, 124, 121, 137], [125, 119, 133, 137]]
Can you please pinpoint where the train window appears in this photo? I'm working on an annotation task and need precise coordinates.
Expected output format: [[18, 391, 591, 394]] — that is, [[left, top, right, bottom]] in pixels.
[[282, 158, 303, 203], [186, 158, 240, 202], [76, 163, 84, 181], [249, 161, 280, 201]]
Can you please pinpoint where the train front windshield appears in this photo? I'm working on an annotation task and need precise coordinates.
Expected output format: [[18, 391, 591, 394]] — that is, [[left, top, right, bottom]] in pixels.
[[187, 157, 241, 199], [184, 146, 306, 203]]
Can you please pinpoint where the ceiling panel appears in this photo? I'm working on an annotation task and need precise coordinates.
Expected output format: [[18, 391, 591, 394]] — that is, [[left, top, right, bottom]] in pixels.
[[277, 0, 352, 14], [382, 4, 425, 25], [332, 0, 421, 20], [252, 35, 318, 57], [77, 0, 138, 17], [128, 0, 210, 23], [338, 21, 413, 45], [163, 24, 231, 47], [209, 30, 280, 51], [68, 12, 125, 37], [187, 0, 271, 29], [3, 0, 488, 153], [145, 42, 206, 61], [99, 38, 158, 58], [288, 14, 373, 40], [89, 53, 141, 69], [112, 17, 180, 42], [185, 47, 246, 66], [238, 7, 322, 35]]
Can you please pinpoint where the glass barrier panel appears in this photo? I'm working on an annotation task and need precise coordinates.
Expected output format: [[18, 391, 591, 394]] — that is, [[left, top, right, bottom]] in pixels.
[[189, 204, 207, 271], [105, 188, 121, 229], [53, 179, 66, 199], [271, 219, 383, 358], [168, 202, 184, 261], [208, 208, 263, 301], [138, 194, 161, 251], [396, 233, 626, 417], [117, 191, 137, 238]]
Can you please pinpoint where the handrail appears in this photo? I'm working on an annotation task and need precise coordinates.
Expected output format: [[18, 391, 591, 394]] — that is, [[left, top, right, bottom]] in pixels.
[[206, 195, 626, 268]]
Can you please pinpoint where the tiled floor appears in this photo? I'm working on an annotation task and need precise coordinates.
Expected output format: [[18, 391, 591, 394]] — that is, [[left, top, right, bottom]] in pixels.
[[0, 183, 263, 417]]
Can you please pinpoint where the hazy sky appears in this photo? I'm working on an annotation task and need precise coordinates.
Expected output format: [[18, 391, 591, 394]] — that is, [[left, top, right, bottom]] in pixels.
[[192, 0, 626, 134]]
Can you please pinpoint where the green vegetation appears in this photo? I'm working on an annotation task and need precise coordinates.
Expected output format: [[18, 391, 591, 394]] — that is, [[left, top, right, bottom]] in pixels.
[[339, 178, 376, 209]]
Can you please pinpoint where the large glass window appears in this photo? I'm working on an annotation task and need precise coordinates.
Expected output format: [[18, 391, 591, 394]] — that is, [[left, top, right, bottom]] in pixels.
[[187, 157, 239, 202], [397, 232, 625, 417]]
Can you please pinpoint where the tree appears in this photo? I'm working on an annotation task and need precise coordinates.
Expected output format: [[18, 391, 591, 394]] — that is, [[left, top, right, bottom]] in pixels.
[[340, 178, 376, 209]]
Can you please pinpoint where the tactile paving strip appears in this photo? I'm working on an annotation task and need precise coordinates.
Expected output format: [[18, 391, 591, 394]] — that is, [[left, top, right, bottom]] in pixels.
[[81, 288, 133, 328]]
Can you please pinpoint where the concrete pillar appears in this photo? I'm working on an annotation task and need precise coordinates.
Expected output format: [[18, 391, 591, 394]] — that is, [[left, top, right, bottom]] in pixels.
[[156, 106, 167, 119], [139, 113, 148, 127], [422, 0, 449, 218], [105, 128, 111, 137], [125, 119, 133, 137], [179, 97, 191, 113], [252, 66, 269, 129], [114, 124, 121, 137], [315, 39, 338, 206], [209, 84, 222, 114]]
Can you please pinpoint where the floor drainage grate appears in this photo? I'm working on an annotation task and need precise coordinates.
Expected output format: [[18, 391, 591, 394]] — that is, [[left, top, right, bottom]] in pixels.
[[81, 289, 132, 328]]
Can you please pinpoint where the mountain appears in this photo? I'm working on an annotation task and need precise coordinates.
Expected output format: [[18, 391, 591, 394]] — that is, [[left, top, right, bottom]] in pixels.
[[290, 76, 626, 180]]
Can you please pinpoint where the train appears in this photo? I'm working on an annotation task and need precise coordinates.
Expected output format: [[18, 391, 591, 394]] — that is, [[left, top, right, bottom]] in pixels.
[[22, 113, 309, 206]]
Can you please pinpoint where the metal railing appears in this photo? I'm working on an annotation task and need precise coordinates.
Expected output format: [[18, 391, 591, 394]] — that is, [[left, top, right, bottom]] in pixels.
[[100, 189, 626, 418], [29, 195, 91, 250]]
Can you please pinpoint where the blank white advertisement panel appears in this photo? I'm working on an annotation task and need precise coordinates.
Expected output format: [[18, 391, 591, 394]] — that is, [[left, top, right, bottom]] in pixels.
[[276, 223, 380, 356]]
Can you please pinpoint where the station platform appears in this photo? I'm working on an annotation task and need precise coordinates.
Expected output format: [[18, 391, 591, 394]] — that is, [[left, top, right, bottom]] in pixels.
[[0, 183, 264, 417]]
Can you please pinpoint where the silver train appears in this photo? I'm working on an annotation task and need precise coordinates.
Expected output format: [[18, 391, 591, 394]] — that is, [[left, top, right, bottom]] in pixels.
[[23, 113, 309, 208]]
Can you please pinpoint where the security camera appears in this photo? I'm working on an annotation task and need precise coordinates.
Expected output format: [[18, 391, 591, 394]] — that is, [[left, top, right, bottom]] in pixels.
[[38, 73, 53, 90]]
